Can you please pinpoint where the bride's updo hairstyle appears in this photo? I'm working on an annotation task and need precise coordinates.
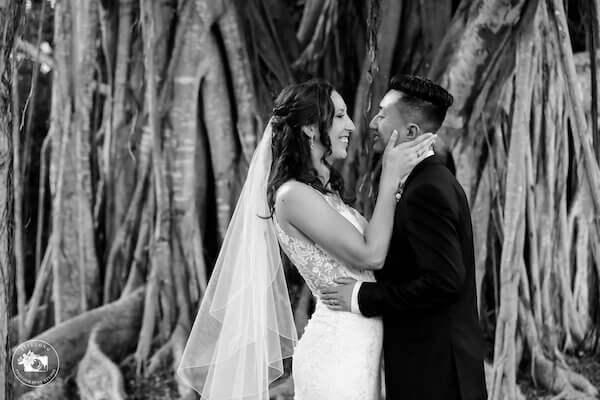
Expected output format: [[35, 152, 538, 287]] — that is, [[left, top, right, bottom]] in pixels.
[[267, 79, 346, 212]]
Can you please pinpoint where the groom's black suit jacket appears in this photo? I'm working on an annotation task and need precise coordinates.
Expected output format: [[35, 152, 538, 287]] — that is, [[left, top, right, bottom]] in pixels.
[[358, 155, 487, 400]]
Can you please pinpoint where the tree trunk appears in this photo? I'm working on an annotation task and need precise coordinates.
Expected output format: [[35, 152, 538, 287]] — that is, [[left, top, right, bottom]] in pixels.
[[343, 0, 403, 214], [108, 0, 136, 239], [489, 22, 533, 399], [217, 4, 260, 161], [200, 33, 239, 240], [430, 0, 528, 201], [419, 0, 600, 397], [11, 288, 144, 397], [50, 0, 100, 323], [76, 325, 127, 400], [0, 2, 24, 398], [168, 0, 210, 306]]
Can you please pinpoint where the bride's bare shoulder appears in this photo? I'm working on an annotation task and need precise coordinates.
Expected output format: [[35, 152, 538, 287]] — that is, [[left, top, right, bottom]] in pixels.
[[275, 181, 324, 213], [276, 180, 313, 199]]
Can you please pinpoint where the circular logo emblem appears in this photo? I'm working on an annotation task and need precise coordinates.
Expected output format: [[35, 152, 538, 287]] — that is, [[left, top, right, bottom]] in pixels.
[[11, 340, 60, 387]]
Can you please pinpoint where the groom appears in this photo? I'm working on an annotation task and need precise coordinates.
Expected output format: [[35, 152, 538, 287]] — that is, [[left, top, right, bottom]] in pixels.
[[322, 75, 487, 400]]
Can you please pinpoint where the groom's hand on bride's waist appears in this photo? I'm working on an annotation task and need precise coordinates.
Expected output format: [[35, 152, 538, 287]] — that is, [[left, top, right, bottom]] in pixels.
[[319, 277, 356, 312]]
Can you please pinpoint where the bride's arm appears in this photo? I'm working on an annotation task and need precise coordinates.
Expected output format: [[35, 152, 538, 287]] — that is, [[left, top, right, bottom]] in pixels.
[[276, 178, 397, 270], [275, 132, 435, 270]]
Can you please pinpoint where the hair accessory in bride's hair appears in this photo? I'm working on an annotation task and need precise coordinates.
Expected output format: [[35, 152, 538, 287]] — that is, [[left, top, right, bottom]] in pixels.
[[272, 103, 286, 116]]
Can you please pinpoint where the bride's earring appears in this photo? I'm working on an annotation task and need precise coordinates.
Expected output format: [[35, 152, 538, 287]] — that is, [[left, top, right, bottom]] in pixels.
[[310, 136, 315, 148]]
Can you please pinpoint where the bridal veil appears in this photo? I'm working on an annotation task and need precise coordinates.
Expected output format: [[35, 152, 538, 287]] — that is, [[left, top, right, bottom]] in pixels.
[[178, 121, 298, 399]]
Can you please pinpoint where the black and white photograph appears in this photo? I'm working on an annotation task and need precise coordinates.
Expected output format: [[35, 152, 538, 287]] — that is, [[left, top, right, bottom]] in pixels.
[[0, 0, 600, 399]]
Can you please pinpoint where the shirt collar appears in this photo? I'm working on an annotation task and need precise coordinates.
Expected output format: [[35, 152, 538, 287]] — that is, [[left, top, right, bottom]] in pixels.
[[400, 149, 435, 186]]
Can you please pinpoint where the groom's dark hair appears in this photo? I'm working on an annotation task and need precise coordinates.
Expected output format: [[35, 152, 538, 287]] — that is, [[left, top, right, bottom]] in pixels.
[[388, 75, 453, 132]]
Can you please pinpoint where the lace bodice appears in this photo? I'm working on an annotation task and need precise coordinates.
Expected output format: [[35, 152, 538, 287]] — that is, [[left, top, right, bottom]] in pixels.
[[274, 192, 383, 400], [273, 193, 376, 299]]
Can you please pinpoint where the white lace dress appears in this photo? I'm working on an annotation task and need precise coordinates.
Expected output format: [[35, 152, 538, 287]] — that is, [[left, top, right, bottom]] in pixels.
[[274, 193, 383, 400]]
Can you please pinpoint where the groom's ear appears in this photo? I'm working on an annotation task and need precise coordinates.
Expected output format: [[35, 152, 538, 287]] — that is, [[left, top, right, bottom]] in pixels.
[[407, 123, 421, 139]]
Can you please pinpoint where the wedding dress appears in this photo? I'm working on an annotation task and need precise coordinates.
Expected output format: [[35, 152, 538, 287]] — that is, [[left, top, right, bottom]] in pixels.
[[274, 192, 383, 400]]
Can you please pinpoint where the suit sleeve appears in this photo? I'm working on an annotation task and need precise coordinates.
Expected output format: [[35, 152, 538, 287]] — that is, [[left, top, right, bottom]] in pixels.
[[358, 183, 466, 317]]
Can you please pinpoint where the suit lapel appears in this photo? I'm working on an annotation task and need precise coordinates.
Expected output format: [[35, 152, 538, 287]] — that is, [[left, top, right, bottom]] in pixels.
[[381, 155, 445, 281]]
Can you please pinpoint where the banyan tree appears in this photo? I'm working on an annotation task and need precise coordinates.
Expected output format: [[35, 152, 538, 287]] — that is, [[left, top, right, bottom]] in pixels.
[[0, 0, 599, 399]]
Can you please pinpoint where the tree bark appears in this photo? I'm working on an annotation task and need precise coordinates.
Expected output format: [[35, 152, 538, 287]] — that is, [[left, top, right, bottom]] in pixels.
[[0, 2, 23, 398], [218, 4, 260, 161], [489, 21, 534, 398], [296, 0, 325, 48], [108, 0, 136, 239], [547, 0, 600, 215], [343, 0, 403, 214], [169, 0, 210, 306], [50, 0, 100, 323], [11, 288, 144, 398], [201, 33, 239, 239], [12, 47, 26, 345], [76, 325, 127, 400], [418, 0, 451, 73], [430, 0, 528, 201], [134, 0, 174, 372]]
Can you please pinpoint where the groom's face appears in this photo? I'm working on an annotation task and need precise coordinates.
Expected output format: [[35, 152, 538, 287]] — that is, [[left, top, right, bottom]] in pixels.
[[369, 90, 409, 154]]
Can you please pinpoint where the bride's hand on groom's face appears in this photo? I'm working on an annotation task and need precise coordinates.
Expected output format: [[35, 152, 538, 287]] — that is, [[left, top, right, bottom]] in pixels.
[[381, 132, 436, 188], [319, 277, 356, 312]]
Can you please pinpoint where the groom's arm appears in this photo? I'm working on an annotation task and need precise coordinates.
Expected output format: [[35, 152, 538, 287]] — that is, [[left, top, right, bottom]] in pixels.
[[357, 183, 465, 317]]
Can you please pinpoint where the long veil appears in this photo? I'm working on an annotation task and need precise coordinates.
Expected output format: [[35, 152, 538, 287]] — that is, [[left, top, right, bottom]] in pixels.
[[177, 121, 298, 399]]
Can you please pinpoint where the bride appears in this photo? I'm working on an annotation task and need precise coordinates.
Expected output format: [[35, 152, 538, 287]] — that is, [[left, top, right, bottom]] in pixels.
[[178, 80, 435, 399]]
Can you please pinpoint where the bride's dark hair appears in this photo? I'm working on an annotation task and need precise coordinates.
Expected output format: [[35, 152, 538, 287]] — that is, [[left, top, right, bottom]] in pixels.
[[267, 79, 346, 211]]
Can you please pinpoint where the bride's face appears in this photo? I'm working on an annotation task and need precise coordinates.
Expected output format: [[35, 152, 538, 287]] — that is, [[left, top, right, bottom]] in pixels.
[[324, 91, 355, 160]]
